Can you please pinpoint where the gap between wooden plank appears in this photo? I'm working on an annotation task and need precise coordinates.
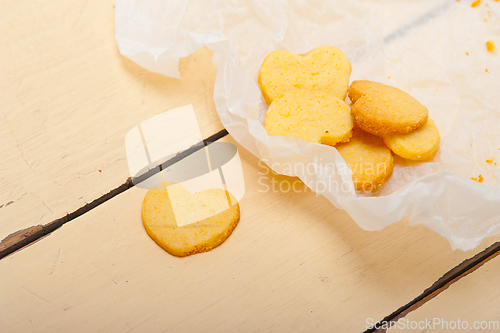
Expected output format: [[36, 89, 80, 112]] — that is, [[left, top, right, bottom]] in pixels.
[[0, 129, 229, 260], [365, 241, 500, 333]]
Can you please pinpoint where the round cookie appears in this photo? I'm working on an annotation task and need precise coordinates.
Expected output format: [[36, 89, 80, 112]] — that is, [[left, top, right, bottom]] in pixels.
[[258, 46, 351, 105], [349, 80, 429, 135], [142, 182, 240, 257], [383, 118, 440, 161], [336, 128, 394, 191], [264, 92, 353, 146]]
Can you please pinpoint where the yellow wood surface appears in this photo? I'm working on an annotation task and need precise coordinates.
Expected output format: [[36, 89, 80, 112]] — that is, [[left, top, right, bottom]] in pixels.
[[1, 136, 500, 332], [0, 0, 223, 240]]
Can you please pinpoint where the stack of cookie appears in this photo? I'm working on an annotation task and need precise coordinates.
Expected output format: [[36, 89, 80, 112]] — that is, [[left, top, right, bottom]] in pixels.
[[259, 46, 440, 191]]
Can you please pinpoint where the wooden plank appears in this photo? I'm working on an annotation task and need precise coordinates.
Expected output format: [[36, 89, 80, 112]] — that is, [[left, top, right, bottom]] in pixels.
[[1, 135, 499, 332], [369, 241, 500, 332], [0, 0, 223, 240], [385, 249, 500, 333], [0, 129, 228, 259]]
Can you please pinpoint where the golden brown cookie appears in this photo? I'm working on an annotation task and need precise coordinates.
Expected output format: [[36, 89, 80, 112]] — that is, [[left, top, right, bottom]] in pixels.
[[258, 46, 351, 105], [349, 80, 429, 135], [383, 118, 440, 161], [264, 92, 353, 146], [336, 128, 394, 191], [142, 182, 240, 257]]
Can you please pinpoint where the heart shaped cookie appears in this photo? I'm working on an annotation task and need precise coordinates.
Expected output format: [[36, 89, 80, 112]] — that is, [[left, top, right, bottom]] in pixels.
[[142, 182, 240, 257], [258, 46, 351, 105], [264, 92, 353, 146]]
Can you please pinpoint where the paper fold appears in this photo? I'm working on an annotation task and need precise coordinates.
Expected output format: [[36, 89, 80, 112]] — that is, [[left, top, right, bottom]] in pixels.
[[116, 0, 500, 250]]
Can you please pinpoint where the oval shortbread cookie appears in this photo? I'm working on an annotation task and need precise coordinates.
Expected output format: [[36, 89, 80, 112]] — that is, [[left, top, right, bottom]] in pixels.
[[142, 182, 240, 257], [383, 118, 440, 161], [336, 128, 394, 191], [258, 46, 351, 105], [349, 80, 429, 135], [264, 92, 353, 146]]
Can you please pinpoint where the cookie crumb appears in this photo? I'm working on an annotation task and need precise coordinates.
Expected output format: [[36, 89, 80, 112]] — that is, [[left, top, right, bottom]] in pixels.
[[471, 175, 484, 183], [487, 40, 495, 52]]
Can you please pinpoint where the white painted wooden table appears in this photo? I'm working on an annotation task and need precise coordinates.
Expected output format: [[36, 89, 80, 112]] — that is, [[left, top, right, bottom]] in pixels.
[[1, 1, 500, 332]]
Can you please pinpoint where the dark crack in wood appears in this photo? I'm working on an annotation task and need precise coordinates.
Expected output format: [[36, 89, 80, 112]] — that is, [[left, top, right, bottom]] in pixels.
[[365, 242, 500, 333], [0, 129, 229, 259]]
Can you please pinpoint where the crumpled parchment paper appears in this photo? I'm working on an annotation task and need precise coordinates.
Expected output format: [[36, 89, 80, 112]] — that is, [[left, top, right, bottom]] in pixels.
[[116, 0, 500, 250]]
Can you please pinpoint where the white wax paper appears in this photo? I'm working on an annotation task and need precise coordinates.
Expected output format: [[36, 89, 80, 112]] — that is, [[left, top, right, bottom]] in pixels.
[[116, 0, 500, 250]]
